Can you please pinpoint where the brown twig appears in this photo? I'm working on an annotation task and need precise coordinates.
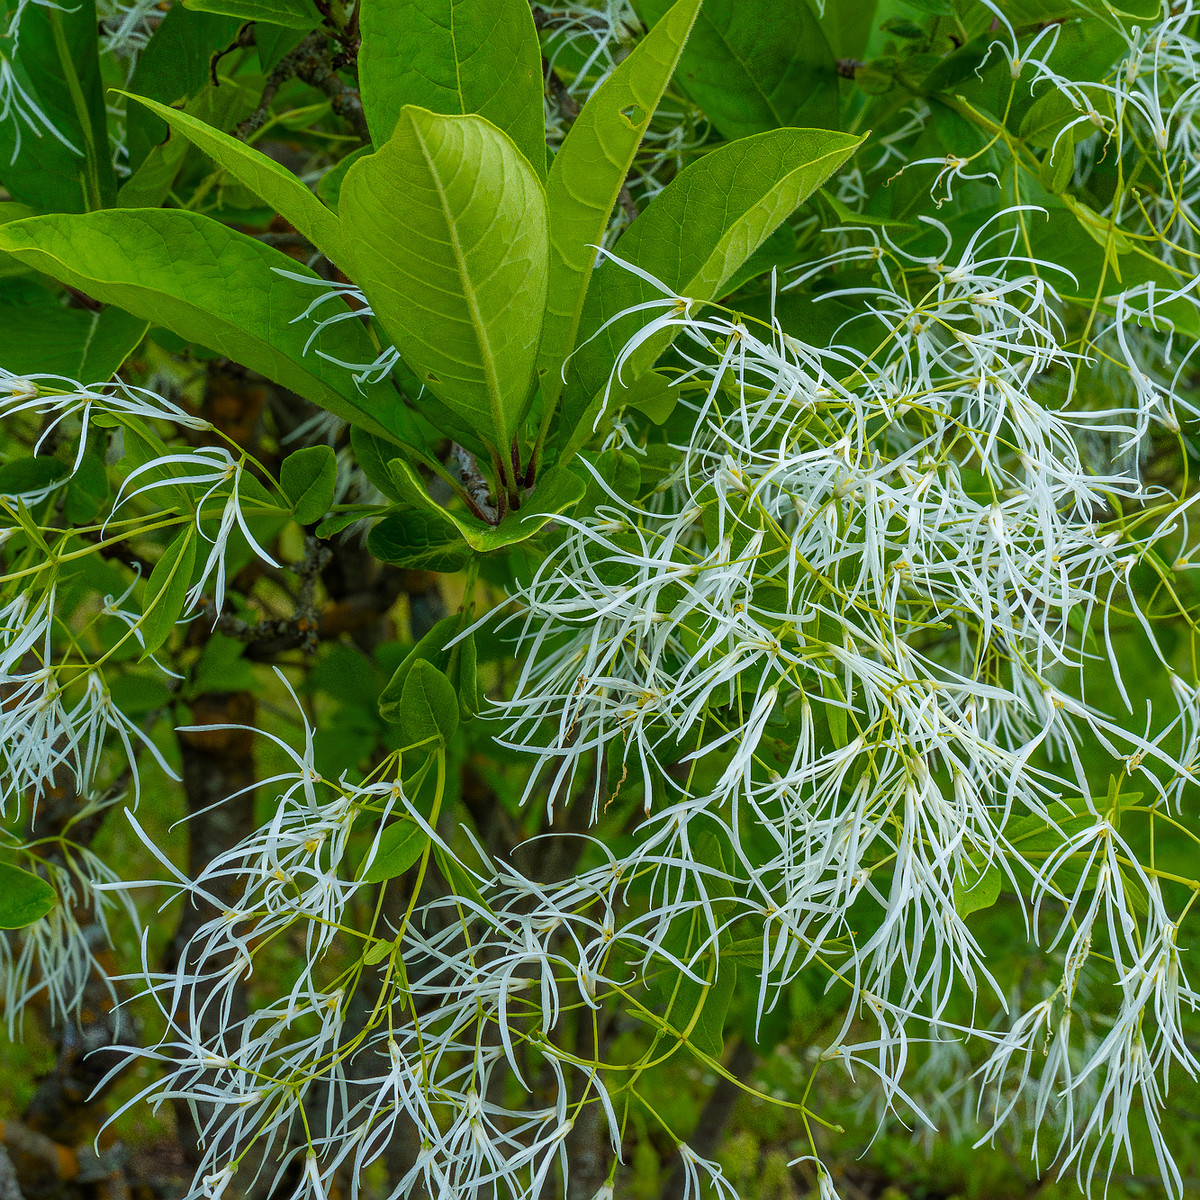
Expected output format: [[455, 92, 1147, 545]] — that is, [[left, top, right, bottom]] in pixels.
[[236, 32, 369, 143]]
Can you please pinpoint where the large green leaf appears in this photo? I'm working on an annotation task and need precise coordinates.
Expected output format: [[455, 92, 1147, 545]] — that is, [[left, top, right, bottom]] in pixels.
[[0, 209, 405, 442], [358, 0, 545, 174], [182, 0, 320, 30], [0, 0, 115, 211], [633, 0, 839, 140], [561, 127, 863, 447], [539, 0, 702, 406], [120, 93, 347, 265], [0, 303, 147, 382], [338, 108, 548, 464], [124, 5, 243, 172]]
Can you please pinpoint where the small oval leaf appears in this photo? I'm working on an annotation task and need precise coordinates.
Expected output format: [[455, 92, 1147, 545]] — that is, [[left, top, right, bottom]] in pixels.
[[362, 818, 431, 884], [281, 444, 338, 525], [141, 527, 198, 658], [399, 659, 459, 747], [0, 862, 57, 929]]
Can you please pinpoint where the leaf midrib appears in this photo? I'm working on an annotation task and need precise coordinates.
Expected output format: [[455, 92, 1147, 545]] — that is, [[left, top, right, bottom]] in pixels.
[[411, 115, 507, 446]]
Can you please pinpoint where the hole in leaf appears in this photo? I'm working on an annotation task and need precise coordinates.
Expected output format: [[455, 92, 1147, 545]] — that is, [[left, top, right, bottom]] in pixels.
[[426, 372, 440, 384], [619, 104, 646, 127]]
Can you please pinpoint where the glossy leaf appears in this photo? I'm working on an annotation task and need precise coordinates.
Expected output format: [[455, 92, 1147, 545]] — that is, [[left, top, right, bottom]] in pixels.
[[121, 93, 347, 265], [634, 0, 838, 141], [539, 0, 702, 404], [141, 527, 198, 658], [339, 108, 548, 461], [182, 0, 320, 30], [359, 0, 545, 173], [562, 127, 863, 447], [281, 445, 338, 525], [0, 209, 406, 443], [0, 862, 57, 930]]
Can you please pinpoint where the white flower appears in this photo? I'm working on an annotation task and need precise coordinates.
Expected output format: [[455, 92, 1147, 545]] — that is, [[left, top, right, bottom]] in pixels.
[[0, 369, 210, 474], [107, 444, 280, 616]]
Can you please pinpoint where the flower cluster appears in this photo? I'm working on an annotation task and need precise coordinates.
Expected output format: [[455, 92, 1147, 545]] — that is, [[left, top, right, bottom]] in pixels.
[[491, 211, 1200, 1190]]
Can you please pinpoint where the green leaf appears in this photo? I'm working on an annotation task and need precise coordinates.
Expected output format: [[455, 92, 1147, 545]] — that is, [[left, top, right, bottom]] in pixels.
[[819, 672, 849, 749], [562, 127, 863, 448], [107, 671, 173, 716], [818, 0, 884, 58], [368, 510, 471, 572], [182, 0, 320, 30], [539, 0, 702, 403], [399, 659, 459, 747], [633, 0, 839, 141], [0, 202, 36, 278], [125, 5, 244, 172], [362, 818, 431, 884], [0, 209, 406, 443], [119, 78, 261, 210], [433, 842, 489, 913], [0, 862, 57, 929], [0, 304, 147, 382], [582, 449, 641, 511], [0, 456, 68, 498], [256, 22, 311, 70], [64, 449, 110, 524], [187, 632, 256, 697], [1039, 136, 1074, 194], [141, 527, 198, 657], [281, 445, 337, 525], [456, 629, 481, 718], [351, 426, 419, 500], [953, 857, 1003, 919], [0, 0, 115, 211], [316, 508, 377, 538], [338, 108, 549, 461], [379, 613, 474, 723], [615, 370, 682, 425], [388, 459, 584, 552], [315, 144, 373, 209], [362, 936, 395, 965], [359, 0, 545, 173], [1020, 88, 1086, 150], [120, 93, 347, 266]]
